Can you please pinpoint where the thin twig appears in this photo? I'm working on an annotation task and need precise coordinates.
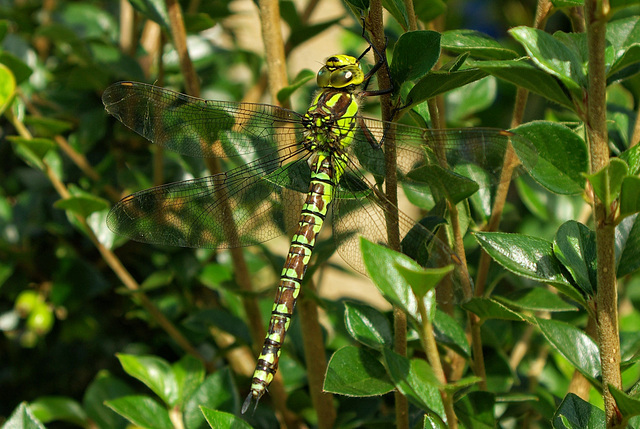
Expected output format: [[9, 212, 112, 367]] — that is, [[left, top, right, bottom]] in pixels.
[[584, 0, 622, 426]]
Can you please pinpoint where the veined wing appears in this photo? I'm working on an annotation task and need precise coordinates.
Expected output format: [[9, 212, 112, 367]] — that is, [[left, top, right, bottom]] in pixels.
[[107, 145, 311, 248], [102, 82, 305, 159], [348, 117, 538, 187]]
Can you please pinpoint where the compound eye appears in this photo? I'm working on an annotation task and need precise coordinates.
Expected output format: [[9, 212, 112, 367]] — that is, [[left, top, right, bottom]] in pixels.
[[316, 67, 331, 87], [331, 69, 354, 87]]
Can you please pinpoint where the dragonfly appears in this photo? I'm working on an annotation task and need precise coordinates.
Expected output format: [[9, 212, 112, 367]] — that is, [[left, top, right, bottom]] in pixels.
[[102, 46, 537, 413]]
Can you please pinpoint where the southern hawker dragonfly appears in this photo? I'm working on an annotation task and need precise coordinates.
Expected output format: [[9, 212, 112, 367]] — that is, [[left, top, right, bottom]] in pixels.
[[102, 47, 537, 412]]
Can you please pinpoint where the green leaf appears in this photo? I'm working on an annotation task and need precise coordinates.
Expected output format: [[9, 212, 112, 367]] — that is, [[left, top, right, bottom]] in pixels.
[[396, 263, 454, 299], [9, 137, 56, 170], [382, 349, 447, 423], [173, 355, 205, 407], [382, 0, 409, 30], [536, 317, 601, 385], [509, 27, 586, 93], [361, 238, 420, 320], [277, 69, 315, 103], [606, 16, 640, 80], [617, 214, 640, 277], [0, 51, 33, 85], [54, 195, 110, 218], [391, 30, 441, 86], [445, 76, 497, 124], [585, 158, 629, 207], [552, 393, 605, 429], [413, 0, 446, 22], [3, 403, 46, 429], [553, 221, 597, 296], [475, 59, 574, 108], [474, 232, 586, 306], [117, 354, 178, 406], [105, 395, 172, 429], [407, 163, 480, 205], [324, 346, 394, 396], [620, 143, 640, 175], [127, 0, 170, 29], [200, 407, 253, 429], [0, 63, 15, 115], [609, 385, 640, 420], [454, 391, 496, 428], [441, 30, 518, 60], [184, 370, 238, 429], [29, 397, 87, 426], [433, 309, 471, 357], [405, 68, 488, 109], [23, 116, 73, 137], [461, 297, 525, 321], [288, 18, 342, 52], [496, 287, 578, 312], [82, 372, 135, 429], [621, 176, 640, 217], [513, 121, 589, 195], [344, 302, 393, 350]]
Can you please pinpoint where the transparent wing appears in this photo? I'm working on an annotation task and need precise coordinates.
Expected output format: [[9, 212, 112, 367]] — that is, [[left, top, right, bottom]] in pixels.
[[107, 146, 311, 248], [102, 82, 305, 159]]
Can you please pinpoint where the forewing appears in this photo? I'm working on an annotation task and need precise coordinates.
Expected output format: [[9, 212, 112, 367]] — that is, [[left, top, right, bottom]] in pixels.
[[107, 147, 310, 248], [102, 82, 304, 158]]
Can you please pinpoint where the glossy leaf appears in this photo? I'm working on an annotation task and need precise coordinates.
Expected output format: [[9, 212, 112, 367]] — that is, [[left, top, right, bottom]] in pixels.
[[536, 317, 601, 385], [620, 141, 640, 175], [361, 238, 421, 321], [585, 158, 628, 207], [105, 395, 172, 429], [433, 309, 471, 357], [127, 0, 170, 29], [201, 407, 252, 429], [496, 287, 578, 312], [621, 176, 640, 217], [475, 59, 574, 108], [117, 354, 178, 406], [184, 370, 238, 429], [173, 355, 205, 407], [553, 221, 597, 296], [3, 403, 46, 429], [407, 164, 480, 205], [510, 27, 586, 93], [441, 30, 518, 60], [324, 346, 395, 396], [405, 69, 488, 109], [391, 30, 441, 85], [617, 214, 640, 277], [513, 121, 588, 195], [29, 397, 87, 426], [609, 385, 640, 420], [0, 51, 33, 84], [382, 349, 446, 422], [414, 0, 446, 22], [552, 393, 605, 429], [396, 263, 454, 299], [606, 16, 640, 80], [382, 0, 409, 30], [344, 301, 393, 350]]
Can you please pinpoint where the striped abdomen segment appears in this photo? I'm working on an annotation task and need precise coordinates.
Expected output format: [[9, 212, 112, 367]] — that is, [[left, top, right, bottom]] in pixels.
[[243, 154, 336, 412]]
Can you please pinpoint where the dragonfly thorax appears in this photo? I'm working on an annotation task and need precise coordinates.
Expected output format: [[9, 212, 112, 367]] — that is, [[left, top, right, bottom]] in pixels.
[[302, 88, 359, 152]]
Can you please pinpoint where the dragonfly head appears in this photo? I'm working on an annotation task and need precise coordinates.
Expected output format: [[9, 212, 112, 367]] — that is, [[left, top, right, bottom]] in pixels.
[[317, 55, 365, 89]]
